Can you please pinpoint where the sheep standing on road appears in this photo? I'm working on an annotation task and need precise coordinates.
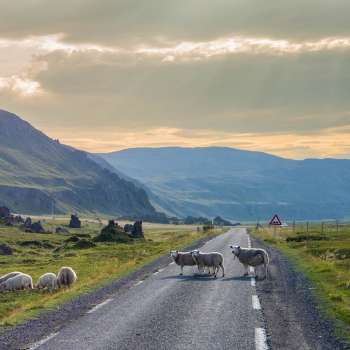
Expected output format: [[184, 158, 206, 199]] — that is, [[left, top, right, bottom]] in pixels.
[[0, 273, 33, 291], [191, 251, 225, 278], [57, 267, 77, 288], [0, 271, 23, 284], [170, 251, 198, 275], [230, 245, 269, 279], [36, 272, 58, 292]]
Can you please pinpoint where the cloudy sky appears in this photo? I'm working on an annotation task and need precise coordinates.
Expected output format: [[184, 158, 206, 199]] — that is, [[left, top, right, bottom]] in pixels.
[[1, 1, 350, 158]]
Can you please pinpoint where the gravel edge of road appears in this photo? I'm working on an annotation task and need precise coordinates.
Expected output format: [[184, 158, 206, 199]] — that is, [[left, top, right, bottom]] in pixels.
[[0, 233, 218, 350], [252, 235, 350, 350]]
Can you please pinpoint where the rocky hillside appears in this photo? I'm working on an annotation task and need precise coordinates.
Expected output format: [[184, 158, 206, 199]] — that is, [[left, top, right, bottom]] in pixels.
[[0, 110, 160, 218], [100, 147, 350, 221]]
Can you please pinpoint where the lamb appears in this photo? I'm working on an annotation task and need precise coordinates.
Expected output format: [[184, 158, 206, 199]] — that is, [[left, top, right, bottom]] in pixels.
[[57, 266, 77, 288], [230, 245, 269, 279], [0, 273, 33, 291], [170, 250, 198, 275], [36, 272, 58, 292], [0, 271, 23, 284], [191, 250, 225, 278]]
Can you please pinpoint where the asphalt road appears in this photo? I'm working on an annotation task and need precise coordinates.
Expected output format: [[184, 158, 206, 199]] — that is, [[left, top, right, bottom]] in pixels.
[[32, 228, 266, 350]]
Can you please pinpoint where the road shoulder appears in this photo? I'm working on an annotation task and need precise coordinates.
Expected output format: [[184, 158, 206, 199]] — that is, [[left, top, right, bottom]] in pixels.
[[252, 236, 349, 350]]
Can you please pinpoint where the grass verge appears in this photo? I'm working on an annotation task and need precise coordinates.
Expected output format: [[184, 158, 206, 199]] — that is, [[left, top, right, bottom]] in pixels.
[[251, 224, 350, 343], [0, 219, 223, 327]]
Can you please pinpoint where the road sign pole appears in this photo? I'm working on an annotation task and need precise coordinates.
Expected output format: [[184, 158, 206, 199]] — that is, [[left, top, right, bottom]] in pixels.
[[269, 214, 282, 237]]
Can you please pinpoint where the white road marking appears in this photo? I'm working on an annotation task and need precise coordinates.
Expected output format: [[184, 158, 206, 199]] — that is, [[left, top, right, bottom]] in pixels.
[[153, 267, 166, 276], [87, 298, 113, 314], [249, 266, 255, 274], [169, 262, 175, 265], [248, 236, 252, 248], [255, 327, 268, 350], [251, 277, 256, 287], [252, 295, 261, 310], [29, 332, 59, 350], [134, 280, 143, 287]]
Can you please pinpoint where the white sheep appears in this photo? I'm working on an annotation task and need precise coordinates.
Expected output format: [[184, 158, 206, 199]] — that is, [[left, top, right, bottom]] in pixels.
[[191, 251, 225, 278], [57, 266, 77, 288], [230, 245, 269, 279], [170, 250, 199, 275], [36, 272, 58, 292], [0, 273, 33, 291], [0, 271, 23, 284]]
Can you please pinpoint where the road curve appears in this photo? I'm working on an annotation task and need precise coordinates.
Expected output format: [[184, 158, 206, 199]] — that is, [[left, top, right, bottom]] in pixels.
[[32, 228, 266, 350]]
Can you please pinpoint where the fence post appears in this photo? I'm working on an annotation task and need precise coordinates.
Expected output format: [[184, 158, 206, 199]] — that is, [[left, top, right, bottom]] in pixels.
[[321, 222, 324, 235], [293, 220, 296, 235], [306, 221, 309, 234]]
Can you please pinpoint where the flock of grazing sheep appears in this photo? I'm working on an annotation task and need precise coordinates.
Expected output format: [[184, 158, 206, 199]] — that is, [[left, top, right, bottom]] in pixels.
[[170, 245, 270, 279], [0, 266, 77, 292]]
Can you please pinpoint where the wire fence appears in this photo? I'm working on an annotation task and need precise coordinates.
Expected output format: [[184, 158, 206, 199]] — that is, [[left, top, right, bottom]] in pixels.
[[255, 220, 350, 235]]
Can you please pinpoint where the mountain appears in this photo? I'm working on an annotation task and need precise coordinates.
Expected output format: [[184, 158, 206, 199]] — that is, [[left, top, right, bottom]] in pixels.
[[100, 147, 350, 221], [0, 110, 160, 219]]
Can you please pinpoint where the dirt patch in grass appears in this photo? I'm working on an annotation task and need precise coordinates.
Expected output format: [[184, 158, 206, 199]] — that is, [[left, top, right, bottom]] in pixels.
[[18, 240, 55, 249], [286, 234, 329, 242]]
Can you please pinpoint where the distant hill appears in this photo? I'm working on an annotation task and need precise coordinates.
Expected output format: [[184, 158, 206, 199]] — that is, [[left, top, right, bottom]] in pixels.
[[0, 110, 160, 219], [100, 147, 350, 221]]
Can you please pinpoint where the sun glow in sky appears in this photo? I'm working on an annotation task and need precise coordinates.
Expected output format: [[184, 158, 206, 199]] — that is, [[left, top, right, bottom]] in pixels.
[[1, 1, 350, 159]]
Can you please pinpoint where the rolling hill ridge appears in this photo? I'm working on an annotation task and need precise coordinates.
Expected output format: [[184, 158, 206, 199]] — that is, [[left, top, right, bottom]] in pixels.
[[101, 147, 350, 221], [0, 110, 160, 219]]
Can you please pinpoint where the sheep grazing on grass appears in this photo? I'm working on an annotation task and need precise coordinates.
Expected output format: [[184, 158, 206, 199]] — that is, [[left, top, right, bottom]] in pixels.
[[57, 266, 77, 288], [0, 271, 23, 284], [0, 273, 33, 291], [36, 273, 58, 292], [191, 250, 225, 278], [170, 251, 198, 275], [230, 245, 269, 279]]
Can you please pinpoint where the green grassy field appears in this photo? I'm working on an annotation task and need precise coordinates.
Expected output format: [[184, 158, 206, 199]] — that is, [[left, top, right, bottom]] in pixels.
[[0, 219, 223, 327], [251, 223, 350, 341]]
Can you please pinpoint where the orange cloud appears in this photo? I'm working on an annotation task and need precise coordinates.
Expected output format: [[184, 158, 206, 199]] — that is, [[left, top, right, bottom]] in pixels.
[[42, 126, 350, 160]]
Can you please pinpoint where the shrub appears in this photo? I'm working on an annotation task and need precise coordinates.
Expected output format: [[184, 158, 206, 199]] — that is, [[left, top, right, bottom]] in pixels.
[[203, 224, 214, 232], [74, 233, 91, 238], [0, 243, 13, 256], [334, 249, 350, 260], [64, 236, 80, 243], [286, 235, 329, 242], [72, 239, 96, 249]]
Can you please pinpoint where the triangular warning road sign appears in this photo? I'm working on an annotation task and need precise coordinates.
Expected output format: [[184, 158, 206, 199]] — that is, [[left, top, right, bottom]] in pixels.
[[269, 214, 282, 226]]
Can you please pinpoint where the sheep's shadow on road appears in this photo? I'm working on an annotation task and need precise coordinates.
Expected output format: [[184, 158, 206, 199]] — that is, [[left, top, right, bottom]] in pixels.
[[160, 274, 217, 282], [221, 275, 251, 282], [223, 274, 267, 281], [160, 274, 259, 283]]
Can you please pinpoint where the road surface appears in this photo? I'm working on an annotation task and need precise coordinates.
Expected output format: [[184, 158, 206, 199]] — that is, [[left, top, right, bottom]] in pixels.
[[31, 228, 267, 350]]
